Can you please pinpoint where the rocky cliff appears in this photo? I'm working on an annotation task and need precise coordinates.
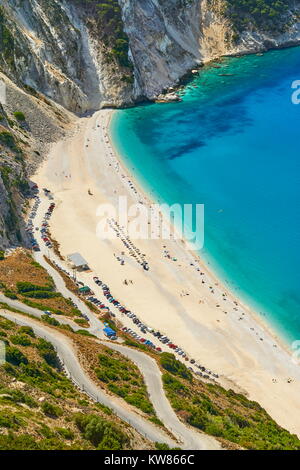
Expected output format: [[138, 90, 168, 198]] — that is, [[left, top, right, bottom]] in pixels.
[[120, 0, 300, 100], [0, 72, 71, 249], [0, 0, 299, 112]]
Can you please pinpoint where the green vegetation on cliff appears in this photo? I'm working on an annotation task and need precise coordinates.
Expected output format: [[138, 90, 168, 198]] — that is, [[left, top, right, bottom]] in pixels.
[[0, 5, 15, 70], [95, 348, 155, 416], [221, 0, 291, 35], [71, 0, 131, 68], [160, 353, 300, 450]]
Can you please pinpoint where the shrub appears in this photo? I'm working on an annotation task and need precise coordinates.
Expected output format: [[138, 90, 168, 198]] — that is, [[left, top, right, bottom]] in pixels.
[[74, 318, 88, 326], [13, 111, 26, 121], [97, 435, 124, 450], [160, 353, 192, 381], [94, 403, 113, 416], [10, 334, 32, 346], [187, 408, 209, 431], [0, 131, 15, 149], [16, 281, 53, 293], [5, 346, 28, 366], [124, 338, 150, 352], [155, 442, 170, 450], [41, 315, 60, 327], [0, 434, 40, 450], [0, 319, 14, 330], [38, 424, 56, 438], [22, 290, 60, 299], [74, 413, 127, 449], [0, 251, 4, 260], [76, 329, 95, 337], [19, 326, 35, 338], [96, 368, 118, 383], [36, 338, 59, 367], [41, 401, 63, 418], [56, 427, 74, 440], [3, 290, 17, 300], [0, 388, 37, 408], [149, 416, 163, 426], [162, 373, 188, 393], [126, 394, 154, 414]]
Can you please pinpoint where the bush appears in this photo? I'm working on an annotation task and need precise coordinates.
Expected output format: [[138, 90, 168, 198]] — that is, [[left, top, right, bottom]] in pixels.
[[0, 412, 16, 429], [56, 427, 74, 440], [36, 338, 59, 367], [0, 319, 14, 330], [13, 111, 26, 121], [0, 434, 40, 450], [41, 401, 63, 418], [160, 353, 192, 381], [3, 290, 17, 300], [187, 408, 209, 431], [0, 131, 15, 149], [124, 338, 150, 352], [10, 334, 32, 346], [74, 413, 127, 449], [162, 373, 188, 393], [19, 326, 35, 338], [16, 282, 53, 293], [96, 368, 118, 383], [0, 388, 37, 408], [74, 318, 88, 326], [0, 251, 4, 260], [22, 290, 60, 299], [5, 346, 28, 366], [76, 329, 95, 337], [155, 442, 170, 450], [41, 315, 60, 327]]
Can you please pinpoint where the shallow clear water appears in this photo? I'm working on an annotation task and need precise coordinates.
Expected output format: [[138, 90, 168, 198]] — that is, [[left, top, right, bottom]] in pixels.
[[111, 47, 300, 345]]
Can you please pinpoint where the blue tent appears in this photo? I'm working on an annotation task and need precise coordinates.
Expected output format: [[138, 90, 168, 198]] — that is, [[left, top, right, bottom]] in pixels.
[[104, 327, 116, 337]]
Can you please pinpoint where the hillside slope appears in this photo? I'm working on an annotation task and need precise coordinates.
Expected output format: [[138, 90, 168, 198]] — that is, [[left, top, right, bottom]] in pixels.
[[0, 315, 153, 450], [0, 73, 71, 249]]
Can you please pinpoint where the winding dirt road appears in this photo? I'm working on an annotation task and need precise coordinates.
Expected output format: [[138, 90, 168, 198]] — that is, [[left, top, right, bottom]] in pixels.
[[0, 308, 220, 449]]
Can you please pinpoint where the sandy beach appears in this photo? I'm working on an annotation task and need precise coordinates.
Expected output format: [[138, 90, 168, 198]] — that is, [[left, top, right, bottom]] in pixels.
[[34, 109, 300, 438]]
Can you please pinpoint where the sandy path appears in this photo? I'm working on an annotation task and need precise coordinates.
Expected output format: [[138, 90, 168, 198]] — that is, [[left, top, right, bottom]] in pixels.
[[34, 109, 300, 437]]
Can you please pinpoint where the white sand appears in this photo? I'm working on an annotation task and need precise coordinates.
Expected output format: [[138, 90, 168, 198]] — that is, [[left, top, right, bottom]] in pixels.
[[35, 109, 300, 437]]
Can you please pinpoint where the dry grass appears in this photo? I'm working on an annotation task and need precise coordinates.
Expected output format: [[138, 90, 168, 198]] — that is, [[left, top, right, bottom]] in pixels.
[[0, 250, 81, 318], [0, 250, 51, 288]]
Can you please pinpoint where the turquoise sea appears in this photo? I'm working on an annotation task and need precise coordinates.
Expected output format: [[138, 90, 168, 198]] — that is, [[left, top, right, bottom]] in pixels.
[[110, 47, 300, 346]]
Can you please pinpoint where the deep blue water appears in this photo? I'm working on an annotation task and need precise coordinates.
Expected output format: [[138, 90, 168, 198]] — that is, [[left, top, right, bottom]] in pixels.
[[110, 47, 300, 345]]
